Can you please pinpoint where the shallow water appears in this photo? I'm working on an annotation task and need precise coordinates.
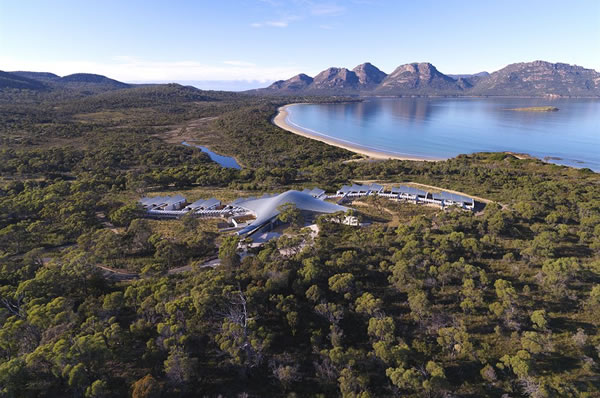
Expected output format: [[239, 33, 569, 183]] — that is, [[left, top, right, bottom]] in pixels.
[[286, 98, 600, 171], [182, 141, 241, 169]]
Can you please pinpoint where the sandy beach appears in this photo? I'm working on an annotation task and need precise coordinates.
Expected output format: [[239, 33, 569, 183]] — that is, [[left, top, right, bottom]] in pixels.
[[272, 104, 441, 162]]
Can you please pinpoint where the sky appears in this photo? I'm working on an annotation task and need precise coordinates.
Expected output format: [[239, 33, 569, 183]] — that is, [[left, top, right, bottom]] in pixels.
[[1, 0, 599, 90]]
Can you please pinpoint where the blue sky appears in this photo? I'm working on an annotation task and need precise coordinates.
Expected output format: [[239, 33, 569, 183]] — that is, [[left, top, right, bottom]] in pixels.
[[1, 0, 599, 90]]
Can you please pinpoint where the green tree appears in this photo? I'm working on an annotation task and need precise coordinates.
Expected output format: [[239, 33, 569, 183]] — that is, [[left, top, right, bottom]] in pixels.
[[131, 374, 161, 398], [218, 235, 240, 268], [436, 324, 473, 359], [328, 273, 354, 295], [367, 316, 395, 344], [154, 240, 186, 268], [277, 202, 304, 229], [386, 366, 421, 391], [541, 257, 579, 296], [67, 362, 89, 395], [164, 346, 196, 386], [338, 367, 371, 398], [109, 202, 142, 227], [85, 379, 109, 398], [408, 289, 430, 322], [530, 309, 548, 330], [355, 292, 382, 316], [498, 350, 531, 378], [423, 361, 449, 395]]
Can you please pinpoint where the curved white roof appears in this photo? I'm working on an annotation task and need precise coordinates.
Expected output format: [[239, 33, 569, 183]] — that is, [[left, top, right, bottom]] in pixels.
[[236, 190, 347, 235]]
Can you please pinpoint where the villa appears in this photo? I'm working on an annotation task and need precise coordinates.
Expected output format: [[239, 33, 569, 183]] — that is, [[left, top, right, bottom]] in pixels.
[[336, 183, 384, 197], [184, 198, 221, 211]]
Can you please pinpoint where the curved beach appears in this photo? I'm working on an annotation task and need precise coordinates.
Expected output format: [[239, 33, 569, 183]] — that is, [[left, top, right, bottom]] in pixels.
[[273, 104, 441, 162]]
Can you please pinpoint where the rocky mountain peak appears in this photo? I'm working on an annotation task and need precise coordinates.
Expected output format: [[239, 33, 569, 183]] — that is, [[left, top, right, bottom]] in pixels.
[[352, 62, 387, 85], [251, 60, 600, 97], [312, 67, 359, 89], [379, 62, 458, 92], [266, 73, 314, 91]]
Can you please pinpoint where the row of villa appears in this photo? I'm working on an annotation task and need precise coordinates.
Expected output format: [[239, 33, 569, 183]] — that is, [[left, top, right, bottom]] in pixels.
[[332, 184, 475, 209], [139, 184, 476, 236]]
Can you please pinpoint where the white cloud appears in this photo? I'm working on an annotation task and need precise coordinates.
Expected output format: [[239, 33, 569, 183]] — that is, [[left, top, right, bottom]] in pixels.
[[251, 15, 300, 28], [319, 24, 334, 30], [0, 55, 303, 83]]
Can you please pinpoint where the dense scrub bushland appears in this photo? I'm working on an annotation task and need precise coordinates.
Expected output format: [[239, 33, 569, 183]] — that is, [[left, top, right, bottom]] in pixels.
[[1, 85, 599, 397]]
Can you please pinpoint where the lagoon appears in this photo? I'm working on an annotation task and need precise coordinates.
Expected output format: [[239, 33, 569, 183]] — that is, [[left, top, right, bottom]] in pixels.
[[284, 98, 600, 171], [182, 141, 241, 169]]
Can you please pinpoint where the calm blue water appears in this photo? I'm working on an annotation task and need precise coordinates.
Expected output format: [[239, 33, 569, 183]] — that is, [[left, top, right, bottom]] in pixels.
[[182, 141, 241, 169], [285, 98, 600, 171]]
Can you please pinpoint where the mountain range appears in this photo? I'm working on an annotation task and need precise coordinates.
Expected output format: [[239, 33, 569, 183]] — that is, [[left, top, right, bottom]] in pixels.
[[2, 60, 599, 97], [253, 61, 600, 97]]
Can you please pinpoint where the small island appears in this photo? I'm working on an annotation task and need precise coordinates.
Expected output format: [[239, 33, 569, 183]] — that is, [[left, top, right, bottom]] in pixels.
[[508, 106, 559, 112]]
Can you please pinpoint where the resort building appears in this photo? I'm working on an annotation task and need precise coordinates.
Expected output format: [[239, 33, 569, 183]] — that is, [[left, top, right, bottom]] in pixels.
[[140, 195, 186, 211], [233, 190, 348, 236], [301, 187, 326, 199], [395, 185, 429, 201], [184, 198, 221, 212], [431, 191, 475, 209], [336, 183, 384, 197], [361, 184, 475, 210], [138, 183, 476, 222]]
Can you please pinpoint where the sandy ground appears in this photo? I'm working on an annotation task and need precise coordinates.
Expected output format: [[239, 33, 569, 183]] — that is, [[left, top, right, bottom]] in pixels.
[[162, 117, 219, 145], [272, 104, 441, 162]]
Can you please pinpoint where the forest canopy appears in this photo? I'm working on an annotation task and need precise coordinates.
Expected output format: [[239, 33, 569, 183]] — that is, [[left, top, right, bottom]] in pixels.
[[1, 85, 599, 397]]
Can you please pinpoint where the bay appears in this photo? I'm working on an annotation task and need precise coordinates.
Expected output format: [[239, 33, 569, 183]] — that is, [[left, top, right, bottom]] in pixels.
[[285, 98, 600, 171]]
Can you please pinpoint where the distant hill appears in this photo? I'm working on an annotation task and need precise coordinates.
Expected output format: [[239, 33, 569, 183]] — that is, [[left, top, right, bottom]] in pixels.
[[0, 71, 49, 90], [250, 60, 600, 97], [1, 71, 131, 94], [61, 73, 130, 87], [0, 71, 239, 109], [71, 83, 223, 111], [11, 71, 61, 84]]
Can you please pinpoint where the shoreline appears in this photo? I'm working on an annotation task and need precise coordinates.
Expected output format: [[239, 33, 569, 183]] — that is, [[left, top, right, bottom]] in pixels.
[[273, 104, 442, 162], [272, 103, 597, 171]]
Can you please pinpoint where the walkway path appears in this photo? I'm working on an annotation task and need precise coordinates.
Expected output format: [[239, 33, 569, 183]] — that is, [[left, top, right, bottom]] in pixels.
[[96, 257, 221, 281]]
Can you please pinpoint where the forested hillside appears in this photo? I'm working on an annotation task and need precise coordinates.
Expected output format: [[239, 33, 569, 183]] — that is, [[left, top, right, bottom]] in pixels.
[[1, 86, 599, 397]]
